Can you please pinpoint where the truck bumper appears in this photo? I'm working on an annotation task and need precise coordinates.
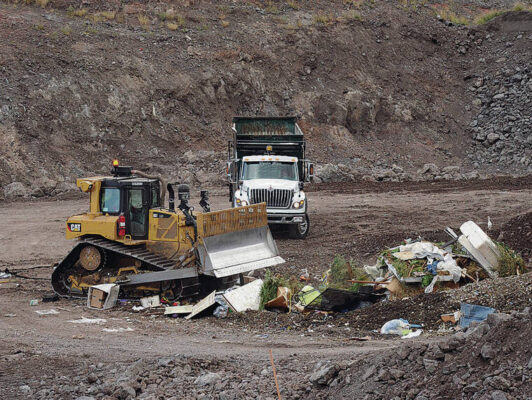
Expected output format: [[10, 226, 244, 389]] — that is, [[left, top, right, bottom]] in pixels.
[[267, 211, 306, 225]]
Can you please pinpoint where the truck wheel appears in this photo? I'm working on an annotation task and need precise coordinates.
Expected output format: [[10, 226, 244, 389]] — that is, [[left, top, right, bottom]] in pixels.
[[289, 214, 310, 239]]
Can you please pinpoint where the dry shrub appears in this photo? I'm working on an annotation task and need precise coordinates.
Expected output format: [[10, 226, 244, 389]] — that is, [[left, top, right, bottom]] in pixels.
[[61, 25, 72, 35], [34, 0, 48, 8], [313, 12, 333, 25], [138, 14, 150, 28], [166, 22, 178, 31], [342, 9, 363, 22], [287, 0, 300, 10], [213, 49, 240, 60], [71, 8, 87, 17], [100, 11, 116, 20]]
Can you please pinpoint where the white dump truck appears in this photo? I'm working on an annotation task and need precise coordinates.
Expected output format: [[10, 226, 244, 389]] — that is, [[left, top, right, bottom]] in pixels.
[[226, 116, 314, 239]]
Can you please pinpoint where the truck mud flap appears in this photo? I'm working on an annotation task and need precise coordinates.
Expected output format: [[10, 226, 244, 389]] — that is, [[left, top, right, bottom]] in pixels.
[[197, 226, 284, 278]]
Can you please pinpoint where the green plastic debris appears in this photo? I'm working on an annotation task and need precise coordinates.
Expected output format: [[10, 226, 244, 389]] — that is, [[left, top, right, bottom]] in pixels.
[[296, 285, 321, 306]]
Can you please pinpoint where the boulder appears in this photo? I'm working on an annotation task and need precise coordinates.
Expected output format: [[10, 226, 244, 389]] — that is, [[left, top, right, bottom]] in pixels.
[[194, 372, 221, 387], [309, 363, 340, 386], [3, 182, 30, 198]]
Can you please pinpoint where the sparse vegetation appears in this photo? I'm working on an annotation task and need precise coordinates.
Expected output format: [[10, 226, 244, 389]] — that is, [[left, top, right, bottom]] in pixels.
[[474, 9, 506, 25], [496, 243, 527, 277], [34, 0, 48, 8], [512, 2, 532, 11], [166, 22, 178, 31], [138, 14, 150, 29], [313, 12, 333, 25], [437, 8, 469, 25], [344, 0, 363, 6], [259, 270, 286, 310], [100, 11, 116, 21], [60, 25, 72, 35], [265, 1, 279, 14], [342, 9, 363, 22], [220, 15, 230, 28], [158, 10, 185, 27], [287, 0, 300, 10], [328, 255, 369, 292], [69, 8, 88, 17]]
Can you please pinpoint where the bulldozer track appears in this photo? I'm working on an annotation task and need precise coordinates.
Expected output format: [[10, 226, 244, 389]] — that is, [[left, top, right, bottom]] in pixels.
[[51, 236, 199, 298]]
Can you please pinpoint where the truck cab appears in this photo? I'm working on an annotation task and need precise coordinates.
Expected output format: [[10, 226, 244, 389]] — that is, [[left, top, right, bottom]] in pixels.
[[227, 116, 313, 239]]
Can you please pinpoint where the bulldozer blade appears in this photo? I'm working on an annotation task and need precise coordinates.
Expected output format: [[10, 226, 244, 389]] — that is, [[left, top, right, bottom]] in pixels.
[[198, 226, 284, 278]]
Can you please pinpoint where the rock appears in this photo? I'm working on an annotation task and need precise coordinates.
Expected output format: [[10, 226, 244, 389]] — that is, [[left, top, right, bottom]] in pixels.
[[376, 368, 392, 382], [491, 390, 507, 400], [441, 165, 460, 175], [360, 364, 376, 380], [486, 133, 500, 145], [87, 373, 98, 384], [426, 344, 445, 360], [463, 381, 481, 393], [112, 383, 136, 399], [76, 397, 96, 400], [389, 368, 405, 380], [417, 163, 439, 176], [480, 343, 497, 360], [488, 375, 510, 390], [527, 355, 532, 369], [3, 182, 30, 198], [422, 359, 439, 373], [194, 372, 221, 387], [309, 363, 339, 386], [492, 93, 505, 100], [19, 385, 31, 393], [486, 313, 512, 328]]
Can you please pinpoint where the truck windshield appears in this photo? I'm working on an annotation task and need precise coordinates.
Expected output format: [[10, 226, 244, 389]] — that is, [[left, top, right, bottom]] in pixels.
[[242, 161, 297, 181]]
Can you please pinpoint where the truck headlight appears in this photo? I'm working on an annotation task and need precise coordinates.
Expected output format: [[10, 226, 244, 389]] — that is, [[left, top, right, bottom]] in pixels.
[[236, 198, 248, 206], [292, 199, 305, 209]]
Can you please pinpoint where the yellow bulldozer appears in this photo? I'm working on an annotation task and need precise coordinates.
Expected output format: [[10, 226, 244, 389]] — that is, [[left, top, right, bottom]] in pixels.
[[52, 161, 284, 299]]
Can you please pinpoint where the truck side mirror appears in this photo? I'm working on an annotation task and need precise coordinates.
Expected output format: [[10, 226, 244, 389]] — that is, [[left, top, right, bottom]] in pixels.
[[226, 162, 232, 181], [307, 162, 314, 182]]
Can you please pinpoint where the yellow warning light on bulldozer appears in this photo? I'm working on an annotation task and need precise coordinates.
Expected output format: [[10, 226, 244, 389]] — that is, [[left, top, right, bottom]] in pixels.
[[266, 145, 272, 151], [112, 159, 119, 167]]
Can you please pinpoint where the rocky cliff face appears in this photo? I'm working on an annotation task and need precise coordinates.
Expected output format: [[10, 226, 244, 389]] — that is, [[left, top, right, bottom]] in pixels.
[[0, 1, 530, 199]]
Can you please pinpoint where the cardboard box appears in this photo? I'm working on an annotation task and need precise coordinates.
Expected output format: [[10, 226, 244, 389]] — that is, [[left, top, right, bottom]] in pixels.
[[87, 284, 119, 310], [90, 288, 107, 309]]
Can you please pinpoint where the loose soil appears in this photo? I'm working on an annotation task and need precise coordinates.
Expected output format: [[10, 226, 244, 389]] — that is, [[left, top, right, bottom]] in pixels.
[[0, 179, 531, 398]]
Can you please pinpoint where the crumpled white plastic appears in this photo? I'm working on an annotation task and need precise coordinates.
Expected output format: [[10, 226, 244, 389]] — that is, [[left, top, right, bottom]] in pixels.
[[396, 242, 462, 282]]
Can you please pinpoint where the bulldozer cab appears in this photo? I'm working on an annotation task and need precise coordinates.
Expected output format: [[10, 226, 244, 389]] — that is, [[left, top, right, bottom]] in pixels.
[[100, 177, 160, 240]]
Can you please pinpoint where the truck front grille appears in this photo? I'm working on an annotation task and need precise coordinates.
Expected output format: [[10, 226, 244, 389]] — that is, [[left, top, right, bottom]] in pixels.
[[249, 189, 292, 208]]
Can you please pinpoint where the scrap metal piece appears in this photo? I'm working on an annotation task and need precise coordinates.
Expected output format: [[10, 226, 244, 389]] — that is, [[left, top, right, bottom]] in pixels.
[[223, 279, 263, 312], [164, 305, 193, 315], [185, 291, 217, 319]]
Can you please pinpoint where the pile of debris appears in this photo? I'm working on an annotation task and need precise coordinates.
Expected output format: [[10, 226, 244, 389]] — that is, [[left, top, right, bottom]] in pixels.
[[363, 220, 526, 298], [80, 220, 525, 326]]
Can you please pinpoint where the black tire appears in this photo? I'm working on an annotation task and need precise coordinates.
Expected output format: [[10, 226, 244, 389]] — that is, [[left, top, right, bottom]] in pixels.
[[289, 214, 310, 239]]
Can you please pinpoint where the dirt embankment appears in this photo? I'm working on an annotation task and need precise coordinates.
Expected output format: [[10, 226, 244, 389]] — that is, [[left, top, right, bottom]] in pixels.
[[1, 1, 531, 199]]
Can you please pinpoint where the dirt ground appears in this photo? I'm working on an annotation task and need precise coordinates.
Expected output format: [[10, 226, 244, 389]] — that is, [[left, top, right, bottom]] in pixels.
[[0, 178, 531, 398]]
